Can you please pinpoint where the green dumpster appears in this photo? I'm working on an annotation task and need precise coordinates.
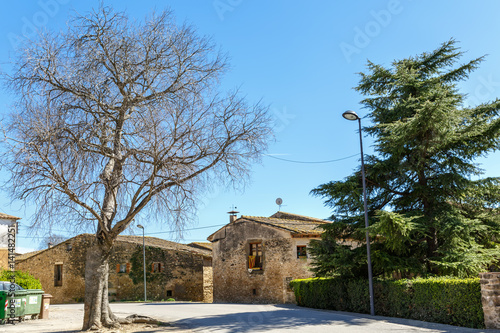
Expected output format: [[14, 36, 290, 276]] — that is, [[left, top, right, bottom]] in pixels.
[[0, 290, 27, 323], [24, 289, 44, 319]]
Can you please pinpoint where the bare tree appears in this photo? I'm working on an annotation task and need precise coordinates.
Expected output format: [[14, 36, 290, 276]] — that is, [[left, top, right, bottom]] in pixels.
[[37, 234, 67, 250], [1, 6, 272, 330]]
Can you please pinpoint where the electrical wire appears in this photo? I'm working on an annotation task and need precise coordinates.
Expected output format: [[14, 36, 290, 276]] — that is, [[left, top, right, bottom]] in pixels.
[[264, 153, 359, 164], [16, 223, 227, 239], [143, 223, 227, 236]]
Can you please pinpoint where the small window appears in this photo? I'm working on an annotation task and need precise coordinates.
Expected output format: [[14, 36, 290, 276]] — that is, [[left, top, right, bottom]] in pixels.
[[151, 262, 163, 273], [166, 290, 173, 297], [54, 264, 63, 287], [249, 242, 263, 270], [297, 246, 307, 259], [116, 263, 131, 273]]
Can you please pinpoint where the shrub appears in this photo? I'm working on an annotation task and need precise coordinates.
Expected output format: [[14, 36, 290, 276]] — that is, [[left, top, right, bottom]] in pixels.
[[0, 269, 43, 290], [290, 277, 484, 329]]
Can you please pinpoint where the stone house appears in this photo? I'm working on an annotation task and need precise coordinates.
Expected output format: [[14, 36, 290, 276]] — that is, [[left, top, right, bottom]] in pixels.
[[16, 234, 213, 304], [207, 211, 331, 304], [0, 213, 20, 270]]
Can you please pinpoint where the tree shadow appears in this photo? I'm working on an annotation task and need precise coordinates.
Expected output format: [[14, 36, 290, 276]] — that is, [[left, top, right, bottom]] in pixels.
[[159, 304, 487, 333], [173, 305, 370, 333]]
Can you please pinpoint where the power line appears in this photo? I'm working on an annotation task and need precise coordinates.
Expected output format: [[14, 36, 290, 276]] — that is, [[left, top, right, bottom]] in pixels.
[[17, 223, 227, 239], [264, 153, 359, 164], [143, 224, 226, 236]]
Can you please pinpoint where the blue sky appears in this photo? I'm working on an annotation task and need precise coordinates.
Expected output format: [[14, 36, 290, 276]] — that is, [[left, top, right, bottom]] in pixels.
[[1, 0, 500, 252]]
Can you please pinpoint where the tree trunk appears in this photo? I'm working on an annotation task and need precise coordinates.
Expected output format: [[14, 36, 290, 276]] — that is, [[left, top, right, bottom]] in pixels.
[[83, 241, 118, 330]]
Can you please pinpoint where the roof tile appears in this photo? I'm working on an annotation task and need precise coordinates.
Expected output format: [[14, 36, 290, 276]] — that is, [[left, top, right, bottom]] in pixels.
[[0, 213, 21, 220]]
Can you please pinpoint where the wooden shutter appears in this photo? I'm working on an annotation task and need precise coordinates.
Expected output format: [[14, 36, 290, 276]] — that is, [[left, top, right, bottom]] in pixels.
[[126, 263, 131, 273], [116, 264, 120, 273]]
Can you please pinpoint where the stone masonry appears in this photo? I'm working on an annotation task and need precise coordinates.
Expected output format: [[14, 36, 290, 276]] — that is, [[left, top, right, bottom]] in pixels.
[[479, 272, 500, 329], [208, 212, 330, 304], [17, 234, 212, 304]]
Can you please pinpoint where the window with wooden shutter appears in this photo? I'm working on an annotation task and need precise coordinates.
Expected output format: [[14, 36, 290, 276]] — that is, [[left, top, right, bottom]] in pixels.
[[152, 262, 162, 273], [249, 242, 263, 269]]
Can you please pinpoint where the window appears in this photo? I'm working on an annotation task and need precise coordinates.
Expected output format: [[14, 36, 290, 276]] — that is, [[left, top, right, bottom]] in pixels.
[[166, 290, 173, 297], [249, 242, 263, 269], [151, 262, 163, 273], [116, 263, 131, 273], [54, 264, 63, 287], [297, 246, 307, 259]]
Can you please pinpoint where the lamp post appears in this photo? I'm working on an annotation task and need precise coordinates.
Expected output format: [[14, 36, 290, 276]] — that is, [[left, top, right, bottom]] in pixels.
[[137, 224, 147, 302], [342, 110, 375, 316]]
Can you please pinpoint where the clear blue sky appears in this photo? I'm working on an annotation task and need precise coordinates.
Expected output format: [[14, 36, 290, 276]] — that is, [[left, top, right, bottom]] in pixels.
[[1, 0, 500, 252]]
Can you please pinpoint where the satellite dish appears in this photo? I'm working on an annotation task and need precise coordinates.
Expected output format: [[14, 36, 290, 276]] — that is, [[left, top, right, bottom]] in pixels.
[[276, 198, 283, 205]]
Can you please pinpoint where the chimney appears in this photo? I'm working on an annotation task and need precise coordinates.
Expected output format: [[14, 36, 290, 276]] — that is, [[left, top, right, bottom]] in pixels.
[[228, 210, 239, 223], [48, 242, 53, 249]]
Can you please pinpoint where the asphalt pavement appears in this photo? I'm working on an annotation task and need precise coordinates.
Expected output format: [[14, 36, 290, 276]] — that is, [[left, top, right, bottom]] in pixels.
[[0, 302, 498, 333]]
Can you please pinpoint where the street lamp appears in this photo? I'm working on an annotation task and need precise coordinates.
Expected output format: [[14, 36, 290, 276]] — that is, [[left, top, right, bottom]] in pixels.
[[342, 110, 375, 316], [137, 224, 147, 302]]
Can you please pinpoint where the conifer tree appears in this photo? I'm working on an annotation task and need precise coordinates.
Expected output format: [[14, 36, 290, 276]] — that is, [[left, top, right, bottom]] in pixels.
[[310, 40, 500, 278]]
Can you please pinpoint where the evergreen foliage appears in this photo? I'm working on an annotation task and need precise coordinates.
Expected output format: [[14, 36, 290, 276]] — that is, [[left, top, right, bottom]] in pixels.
[[290, 277, 484, 328], [310, 40, 500, 278], [0, 270, 43, 290]]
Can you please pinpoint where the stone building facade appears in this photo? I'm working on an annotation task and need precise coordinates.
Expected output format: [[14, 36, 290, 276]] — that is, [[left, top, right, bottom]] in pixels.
[[208, 211, 331, 304], [16, 234, 212, 304]]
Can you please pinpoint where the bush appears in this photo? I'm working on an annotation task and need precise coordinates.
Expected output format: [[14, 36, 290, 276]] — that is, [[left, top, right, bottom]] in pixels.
[[0, 269, 43, 290], [290, 277, 484, 329]]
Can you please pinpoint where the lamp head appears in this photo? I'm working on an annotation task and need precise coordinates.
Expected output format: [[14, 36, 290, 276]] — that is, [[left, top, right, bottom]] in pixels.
[[137, 224, 144, 229], [342, 110, 360, 121]]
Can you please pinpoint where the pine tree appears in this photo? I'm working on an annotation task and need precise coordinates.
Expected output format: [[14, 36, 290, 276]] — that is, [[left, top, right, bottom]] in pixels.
[[310, 40, 500, 278]]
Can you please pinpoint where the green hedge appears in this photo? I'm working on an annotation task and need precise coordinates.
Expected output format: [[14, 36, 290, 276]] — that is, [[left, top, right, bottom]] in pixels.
[[290, 277, 484, 329], [0, 269, 43, 290]]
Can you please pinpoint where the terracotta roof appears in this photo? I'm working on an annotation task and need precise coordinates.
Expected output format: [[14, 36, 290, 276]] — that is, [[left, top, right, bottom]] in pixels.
[[16, 250, 43, 261], [0, 213, 21, 220], [208, 211, 330, 241], [240, 215, 330, 235], [116, 235, 211, 257], [17, 234, 211, 262], [187, 242, 213, 251], [269, 211, 326, 222]]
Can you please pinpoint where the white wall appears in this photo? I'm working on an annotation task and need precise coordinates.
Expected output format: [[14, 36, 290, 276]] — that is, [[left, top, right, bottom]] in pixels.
[[0, 219, 16, 248]]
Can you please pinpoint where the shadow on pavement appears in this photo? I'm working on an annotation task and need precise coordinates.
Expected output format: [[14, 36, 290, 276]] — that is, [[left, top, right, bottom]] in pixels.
[[143, 303, 487, 333]]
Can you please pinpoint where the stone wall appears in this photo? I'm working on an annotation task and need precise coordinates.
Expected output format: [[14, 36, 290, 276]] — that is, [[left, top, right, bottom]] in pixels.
[[211, 221, 315, 304], [203, 258, 213, 303], [480, 272, 500, 329], [17, 234, 212, 304], [16, 235, 88, 304]]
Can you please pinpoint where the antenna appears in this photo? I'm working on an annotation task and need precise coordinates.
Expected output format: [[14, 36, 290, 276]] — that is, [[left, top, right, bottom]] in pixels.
[[228, 205, 239, 223], [275, 198, 283, 211]]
